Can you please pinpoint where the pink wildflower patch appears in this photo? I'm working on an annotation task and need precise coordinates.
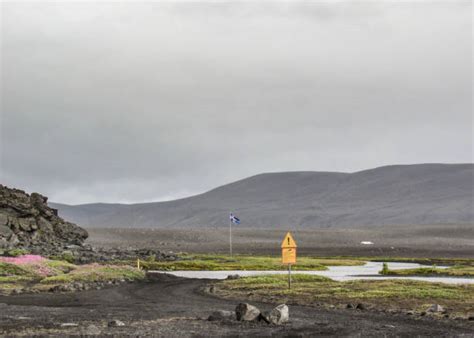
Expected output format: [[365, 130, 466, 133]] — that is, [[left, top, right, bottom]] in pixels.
[[0, 255, 44, 264]]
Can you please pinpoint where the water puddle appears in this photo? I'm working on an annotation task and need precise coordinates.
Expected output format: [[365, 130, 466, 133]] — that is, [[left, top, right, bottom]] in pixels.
[[149, 262, 473, 284]]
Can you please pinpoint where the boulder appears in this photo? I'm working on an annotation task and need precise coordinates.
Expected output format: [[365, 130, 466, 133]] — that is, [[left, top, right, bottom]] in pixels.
[[261, 304, 289, 325], [208, 310, 235, 321], [235, 303, 261, 321]]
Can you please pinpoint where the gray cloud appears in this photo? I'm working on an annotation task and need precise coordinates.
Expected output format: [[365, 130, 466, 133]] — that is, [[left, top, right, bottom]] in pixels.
[[1, 1, 472, 204]]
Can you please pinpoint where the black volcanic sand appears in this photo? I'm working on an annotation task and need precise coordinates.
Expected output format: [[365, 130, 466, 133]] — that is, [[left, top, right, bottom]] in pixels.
[[0, 274, 473, 336], [85, 224, 474, 258]]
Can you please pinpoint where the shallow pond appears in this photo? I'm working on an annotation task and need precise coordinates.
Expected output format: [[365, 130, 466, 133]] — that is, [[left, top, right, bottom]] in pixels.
[[149, 262, 474, 284]]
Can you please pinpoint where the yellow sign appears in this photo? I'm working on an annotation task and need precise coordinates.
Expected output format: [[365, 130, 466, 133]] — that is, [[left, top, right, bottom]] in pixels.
[[282, 247, 297, 264], [281, 232, 297, 264], [281, 232, 297, 248]]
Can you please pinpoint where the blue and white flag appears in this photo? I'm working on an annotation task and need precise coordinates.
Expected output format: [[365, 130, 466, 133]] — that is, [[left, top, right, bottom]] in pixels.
[[230, 213, 241, 224]]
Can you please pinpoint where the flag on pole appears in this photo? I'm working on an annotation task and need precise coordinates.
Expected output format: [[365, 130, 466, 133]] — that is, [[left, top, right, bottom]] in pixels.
[[230, 213, 241, 224]]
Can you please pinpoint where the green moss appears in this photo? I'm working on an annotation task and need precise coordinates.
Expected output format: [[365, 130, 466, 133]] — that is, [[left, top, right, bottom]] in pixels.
[[49, 252, 76, 264], [0, 275, 35, 283], [41, 264, 145, 284], [382, 266, 474, 277], [0, 262, 37, 277], [380, 262, 389, 275], [4, 249, 29, 257], [44, 260, 76, 273]]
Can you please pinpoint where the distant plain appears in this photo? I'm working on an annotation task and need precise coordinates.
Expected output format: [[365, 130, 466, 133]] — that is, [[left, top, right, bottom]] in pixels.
[[86, 224, 474, 258]]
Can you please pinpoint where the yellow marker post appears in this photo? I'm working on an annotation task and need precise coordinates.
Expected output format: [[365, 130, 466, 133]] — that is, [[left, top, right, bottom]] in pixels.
[[281, 232, 297, 289], [137, 258, 140, 270]]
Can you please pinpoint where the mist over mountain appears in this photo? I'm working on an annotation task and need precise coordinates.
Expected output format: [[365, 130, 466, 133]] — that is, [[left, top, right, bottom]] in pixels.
[[50, 164, 474, 229]]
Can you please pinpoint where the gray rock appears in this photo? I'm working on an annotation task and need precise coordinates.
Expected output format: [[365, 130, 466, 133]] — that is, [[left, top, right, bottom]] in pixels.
[[0, 214, 8, 226], [356, 303, 366, 310], [261, 304, 289, 325], [108, 319, 126, 327], [427, 304, 445, 313], [235, 303, 261, 321], [0, 225, 13, 238], [208, 310, 235, 321]]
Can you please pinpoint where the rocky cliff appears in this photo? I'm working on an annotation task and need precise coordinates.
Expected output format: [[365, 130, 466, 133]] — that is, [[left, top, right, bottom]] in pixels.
[[0, 184, 88, 255]]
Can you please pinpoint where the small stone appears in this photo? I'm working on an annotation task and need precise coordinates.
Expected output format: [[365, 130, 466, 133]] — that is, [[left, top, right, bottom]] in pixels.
[[427, 304, 445, 313], [60, 323, 79, 327], [235, 303, 261, 321], [346, 304, 354, 309], [108, 319, 125, 327], [468, 316, 474, 321], [356, 303, 366, 310]]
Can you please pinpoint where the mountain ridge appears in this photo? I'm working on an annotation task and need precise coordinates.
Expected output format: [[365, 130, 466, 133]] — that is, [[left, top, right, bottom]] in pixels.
[[49, 163, 474, 228]]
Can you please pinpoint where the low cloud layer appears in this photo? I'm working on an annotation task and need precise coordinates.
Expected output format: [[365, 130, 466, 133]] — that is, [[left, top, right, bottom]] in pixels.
[[1, 1, 472, 204]]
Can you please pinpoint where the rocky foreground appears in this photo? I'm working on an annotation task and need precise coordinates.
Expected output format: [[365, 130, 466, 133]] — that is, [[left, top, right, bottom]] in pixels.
[[0, 184, 177, 263], [0, 184, 88, 256]]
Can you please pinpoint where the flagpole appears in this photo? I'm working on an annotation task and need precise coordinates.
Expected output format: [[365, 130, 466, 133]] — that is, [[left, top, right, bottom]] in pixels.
[[229, 213, 233, 257]]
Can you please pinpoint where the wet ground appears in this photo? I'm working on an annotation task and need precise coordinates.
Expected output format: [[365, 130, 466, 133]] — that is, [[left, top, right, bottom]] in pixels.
[[0, 274, 473, 336], [149, 262, 474, 285]]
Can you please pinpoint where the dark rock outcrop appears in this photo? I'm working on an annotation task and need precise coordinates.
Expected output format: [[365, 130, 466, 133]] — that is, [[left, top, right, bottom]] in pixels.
[[0, 184, 88, 255]]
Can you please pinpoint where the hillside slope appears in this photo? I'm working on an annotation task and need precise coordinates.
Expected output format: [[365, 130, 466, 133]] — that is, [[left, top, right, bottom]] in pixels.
[[50, 164, 474, 228]]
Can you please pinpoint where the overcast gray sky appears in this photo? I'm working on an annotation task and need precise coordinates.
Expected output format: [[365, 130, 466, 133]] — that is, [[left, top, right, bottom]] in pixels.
[[1, 1, 472, 205]]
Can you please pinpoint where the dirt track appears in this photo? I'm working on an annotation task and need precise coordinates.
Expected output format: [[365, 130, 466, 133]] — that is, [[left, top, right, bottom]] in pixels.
[[0, 274, 472, 336]]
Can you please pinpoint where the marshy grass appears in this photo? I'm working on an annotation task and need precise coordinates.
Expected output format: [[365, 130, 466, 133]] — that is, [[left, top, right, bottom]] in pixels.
[[140, 254, 364, 271], [382, 265, 474, 277], [215, 274, 474, 315]]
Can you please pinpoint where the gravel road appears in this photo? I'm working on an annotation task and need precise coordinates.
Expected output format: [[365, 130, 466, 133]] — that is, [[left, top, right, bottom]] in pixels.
[[0, 274, 472, 336]]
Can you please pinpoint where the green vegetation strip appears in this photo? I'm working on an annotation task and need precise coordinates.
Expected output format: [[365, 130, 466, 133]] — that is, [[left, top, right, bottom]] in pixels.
[[0, 259, 145, 294], [140, 254, 364, 271], [382, 265, 474, 277], [41, 264, 144, 284], [215, 274, 474, 314]]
